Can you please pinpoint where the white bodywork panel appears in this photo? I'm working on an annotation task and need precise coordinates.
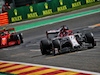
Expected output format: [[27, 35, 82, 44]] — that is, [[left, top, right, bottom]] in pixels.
[[68, 35, 80, 48]]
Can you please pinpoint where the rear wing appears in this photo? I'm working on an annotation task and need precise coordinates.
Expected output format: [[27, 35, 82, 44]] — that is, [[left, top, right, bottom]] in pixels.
[[7, 28, 15, 32], [46, 30, 59, 38], [0, 28, 15, 33]]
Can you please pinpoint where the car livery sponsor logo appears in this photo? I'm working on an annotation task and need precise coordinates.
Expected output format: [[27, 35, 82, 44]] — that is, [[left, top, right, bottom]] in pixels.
[[2, 38, 6, 45], [2, 38, 6, 42]]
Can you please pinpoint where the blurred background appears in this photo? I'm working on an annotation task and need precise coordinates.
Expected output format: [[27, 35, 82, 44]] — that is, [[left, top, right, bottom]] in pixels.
[[0, 0, 52, 13], [0, 0, 52, 9], [0, 0, 4, 13]]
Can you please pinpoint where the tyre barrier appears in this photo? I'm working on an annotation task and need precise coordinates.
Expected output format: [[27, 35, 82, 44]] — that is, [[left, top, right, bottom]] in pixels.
[[0, 12, 9, 26]]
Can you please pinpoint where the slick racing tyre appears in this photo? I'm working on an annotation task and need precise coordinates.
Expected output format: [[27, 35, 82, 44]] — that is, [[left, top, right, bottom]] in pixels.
[[52, 40, 61, 56], [85, 33, 95, 49], [13, 34, 20, 45], [17, 35, 21, 45], [19, 33, 23, 43], [40, 40, 51, 55], [13, 35, 18, 41]]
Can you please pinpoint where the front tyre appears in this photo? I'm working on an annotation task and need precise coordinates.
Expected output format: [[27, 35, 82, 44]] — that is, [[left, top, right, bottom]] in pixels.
[[85, 33, 95, 49], [40, 40, 50, 55], [19, 33, 23, 43]]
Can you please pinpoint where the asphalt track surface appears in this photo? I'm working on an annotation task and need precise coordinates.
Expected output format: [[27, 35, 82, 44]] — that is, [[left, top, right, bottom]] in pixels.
[[0, 6, 100, 73]]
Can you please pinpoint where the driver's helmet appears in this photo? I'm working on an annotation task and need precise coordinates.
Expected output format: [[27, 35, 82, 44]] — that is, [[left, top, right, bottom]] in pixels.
[[61, 26, 69, 31], [3, 29, 8, 35], [64, 27, 69, 30], [61, 26, 69, 35]]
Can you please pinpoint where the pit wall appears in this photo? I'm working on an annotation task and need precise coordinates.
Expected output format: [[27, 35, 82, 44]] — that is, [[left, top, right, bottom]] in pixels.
[[0, 0, 98, 25]]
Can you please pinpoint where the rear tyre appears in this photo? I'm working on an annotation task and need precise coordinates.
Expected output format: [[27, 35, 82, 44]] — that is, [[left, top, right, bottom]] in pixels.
[[85, 33, 95, 49], [13, 35, 18, 41], [13, 34, 20, 45], [40, 40, 50, 55], [19, 33, 23, 43], [17, 35, 21, 45], [52, 40, 61, 55]]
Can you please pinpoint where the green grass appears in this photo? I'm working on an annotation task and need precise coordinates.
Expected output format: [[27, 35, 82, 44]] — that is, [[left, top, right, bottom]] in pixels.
[[0, 72, 17, 75], [13, 1, 100, 22]]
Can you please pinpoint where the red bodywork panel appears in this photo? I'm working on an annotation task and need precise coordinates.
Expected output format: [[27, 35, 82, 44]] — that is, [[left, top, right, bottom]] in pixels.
[[0, 28, 19, 48], [66, 30, 73, 36], [59, 30, 73, 37]]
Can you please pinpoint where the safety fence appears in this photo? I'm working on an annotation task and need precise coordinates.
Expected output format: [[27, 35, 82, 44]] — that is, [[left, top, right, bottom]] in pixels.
[[0, 0, 98, 25], [0, 12, 9, 26]]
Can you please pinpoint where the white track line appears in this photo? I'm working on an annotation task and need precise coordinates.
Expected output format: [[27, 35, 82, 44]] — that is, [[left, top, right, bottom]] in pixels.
[[0, 60, 100, 75]]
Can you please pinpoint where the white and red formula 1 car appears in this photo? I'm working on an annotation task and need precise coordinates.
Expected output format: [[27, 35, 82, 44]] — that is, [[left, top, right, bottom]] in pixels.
[[40, 26, 96, 56]]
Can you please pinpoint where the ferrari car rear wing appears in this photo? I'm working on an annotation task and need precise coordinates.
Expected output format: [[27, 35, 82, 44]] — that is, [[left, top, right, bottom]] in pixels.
[[7, 28, 15, 32], [0, 28, 15, 33]]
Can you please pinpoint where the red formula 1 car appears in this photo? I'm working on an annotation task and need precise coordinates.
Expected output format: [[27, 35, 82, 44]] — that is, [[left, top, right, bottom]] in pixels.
[[0, 28, 23, 48]]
